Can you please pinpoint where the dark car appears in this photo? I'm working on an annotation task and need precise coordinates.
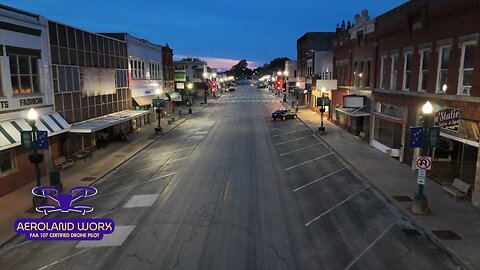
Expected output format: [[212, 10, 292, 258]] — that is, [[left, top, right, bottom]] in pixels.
[[272, 109, 296, 120], [228, 88, 236, 92]]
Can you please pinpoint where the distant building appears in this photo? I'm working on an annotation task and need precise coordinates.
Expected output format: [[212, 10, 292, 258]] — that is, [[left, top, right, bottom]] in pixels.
[[174, 58, 208, 100], [285, 60, 297, 93], [0, 5, 70, 196], [162, 45, 174, 92], [296, 32, 335, 107]]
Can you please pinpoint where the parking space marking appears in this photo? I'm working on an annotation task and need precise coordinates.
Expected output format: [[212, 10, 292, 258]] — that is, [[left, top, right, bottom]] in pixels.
[[275, 135, 312, 145], [293, 167, 347, 192], [279, 143, 323, 156], [305, 186, 369, 227], [272, 129, 309, 137], [123, 194, 160, 208], [284, 152, 334, 171], [344, 218, 397, 270]]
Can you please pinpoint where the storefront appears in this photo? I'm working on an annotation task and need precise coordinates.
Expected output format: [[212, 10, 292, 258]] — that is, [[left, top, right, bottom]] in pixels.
[[371, 102, 407, 160]]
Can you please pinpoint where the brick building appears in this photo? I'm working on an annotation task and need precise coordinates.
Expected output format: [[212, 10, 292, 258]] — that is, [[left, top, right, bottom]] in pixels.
[[162, 45, 174, 92], [369, 0, 480, 205]]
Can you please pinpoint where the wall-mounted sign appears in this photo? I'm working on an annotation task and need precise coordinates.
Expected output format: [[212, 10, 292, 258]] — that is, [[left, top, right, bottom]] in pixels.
[[434, 108, 460, 132], [343, 95, 365, 108], [176, 83, 185, 89], [144, 89, 153, 95], [0, 100, 8, 109], [175, 65, 186, 72], [175, 73, 186, 82], [19, 97, 43, 106]]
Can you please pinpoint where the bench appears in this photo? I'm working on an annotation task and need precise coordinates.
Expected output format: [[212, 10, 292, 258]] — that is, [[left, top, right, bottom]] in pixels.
[[442, 178, 471, 201], [53, 156, 73, 170]]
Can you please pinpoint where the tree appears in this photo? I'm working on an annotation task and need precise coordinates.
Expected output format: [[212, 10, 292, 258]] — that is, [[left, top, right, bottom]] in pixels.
[[227, 59, 253, 78], [255, 57, 290, 76]]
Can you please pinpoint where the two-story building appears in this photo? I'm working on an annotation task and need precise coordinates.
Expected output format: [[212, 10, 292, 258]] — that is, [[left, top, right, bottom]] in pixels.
[[0, 5, 70, 196]]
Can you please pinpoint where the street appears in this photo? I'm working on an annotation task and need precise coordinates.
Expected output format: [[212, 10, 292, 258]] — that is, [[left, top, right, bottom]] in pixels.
[[0, 83, 459, 270]]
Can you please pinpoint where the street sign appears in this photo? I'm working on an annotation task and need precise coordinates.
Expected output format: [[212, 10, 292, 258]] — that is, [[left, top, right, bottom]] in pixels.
[[21, 131, 33, 150], [416, 156, 432, 170], [417, 169, 426, 185], [425, 126, 440, 148], [317, 98, 329, 107], [409, 126, 440, 148], [409, 126, 423, 148], [20, 130, 49, 150], [36, 131, 49, 150]]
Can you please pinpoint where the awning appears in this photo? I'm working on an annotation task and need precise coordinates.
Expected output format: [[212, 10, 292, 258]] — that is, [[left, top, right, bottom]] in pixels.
[[335, 107, 370, 117], [166, 91, 182, 101], [0, 112, 70, 151], [133, 94, 169, 106], [70, 110, 149, 133]]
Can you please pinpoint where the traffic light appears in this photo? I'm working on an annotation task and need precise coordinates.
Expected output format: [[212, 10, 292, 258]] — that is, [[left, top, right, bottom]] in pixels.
[[276, 80, 283, 90]]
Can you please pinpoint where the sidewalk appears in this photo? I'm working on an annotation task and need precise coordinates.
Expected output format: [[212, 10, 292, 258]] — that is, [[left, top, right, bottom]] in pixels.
[[0, 102, 206, 247], [285, 99, 480, 270]]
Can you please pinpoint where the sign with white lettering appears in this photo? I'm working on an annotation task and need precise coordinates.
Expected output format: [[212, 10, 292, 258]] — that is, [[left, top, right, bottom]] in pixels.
[[434, 108, 460, 132], [417, 169, 426, 185]]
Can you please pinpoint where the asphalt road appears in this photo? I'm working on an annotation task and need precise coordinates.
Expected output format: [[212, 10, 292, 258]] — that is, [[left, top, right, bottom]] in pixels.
[[0, 82, 460, 270]]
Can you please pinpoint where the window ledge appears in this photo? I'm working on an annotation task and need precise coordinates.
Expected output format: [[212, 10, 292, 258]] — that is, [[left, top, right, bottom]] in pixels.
[[12, 93, 44, 98]]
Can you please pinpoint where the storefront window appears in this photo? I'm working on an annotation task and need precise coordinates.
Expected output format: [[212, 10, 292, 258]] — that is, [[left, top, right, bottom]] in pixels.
[[374, 117, 402, 149], [0, 149, 15, 174]]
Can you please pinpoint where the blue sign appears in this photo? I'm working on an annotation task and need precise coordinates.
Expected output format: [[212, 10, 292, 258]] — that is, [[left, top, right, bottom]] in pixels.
[[409, 126, 424, 148], [317, 98, 329, 107], [158, 99, 165, 107], [36, 131, 49, 150]]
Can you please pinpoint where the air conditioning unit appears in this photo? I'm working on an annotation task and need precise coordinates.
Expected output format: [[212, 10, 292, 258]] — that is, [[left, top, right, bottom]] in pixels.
[[462, 87, 471, 96]]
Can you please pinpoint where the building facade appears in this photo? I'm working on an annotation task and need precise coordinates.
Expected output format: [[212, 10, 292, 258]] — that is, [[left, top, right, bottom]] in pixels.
[[369, 0, 480, 206], [0, 5, 70, 196], [332, 10, 376, 139], [48, 20, 148, 158], [162, 45, 174, 92], [296, 32, 335, 107]]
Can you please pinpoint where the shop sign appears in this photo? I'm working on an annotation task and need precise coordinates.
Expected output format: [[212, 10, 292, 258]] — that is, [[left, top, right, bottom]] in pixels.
[[0, 100, 8, 109], [343, 95, 365, 108], [19, 97, 43, 107], [176, 83, 185, 89], [434, 108, 460, 132], [175, 73, 186, 82]]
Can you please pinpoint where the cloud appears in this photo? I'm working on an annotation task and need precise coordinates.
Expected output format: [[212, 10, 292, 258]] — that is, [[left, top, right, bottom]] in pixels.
[[174, 55, 257, 70]]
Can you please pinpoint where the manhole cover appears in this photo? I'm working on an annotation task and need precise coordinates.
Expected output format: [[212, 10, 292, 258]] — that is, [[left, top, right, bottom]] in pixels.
[[432, 230, 462, 240], [393, 195, 412, 202], [402, 229, 422, 237], [81, 177, 97, 182]]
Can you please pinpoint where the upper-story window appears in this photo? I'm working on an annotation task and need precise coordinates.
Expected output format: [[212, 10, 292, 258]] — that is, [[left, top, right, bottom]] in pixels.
[[436, 46, 450, 93], [359, 61, 365, 87], [149, 62, 161, 80], [418, 49, 430, 92], [9, 55, 40, 95], [130, 59, 145, 80], [402, 52, 413, 91], [115, 70, 128, 88], [458, 42, 477, 96], [380, 56, 387, 89], [365, 60, 371, 88], [353, 61, 358, 87], [390, 54, 398, 90]]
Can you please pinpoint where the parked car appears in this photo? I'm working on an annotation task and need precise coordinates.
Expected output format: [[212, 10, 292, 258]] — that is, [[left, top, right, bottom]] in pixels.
[[272, 109, 296, 120], [228, 88, 236, 92]]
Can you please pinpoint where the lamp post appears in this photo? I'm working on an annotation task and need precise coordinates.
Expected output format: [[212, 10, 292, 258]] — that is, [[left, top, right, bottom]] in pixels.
[[202, 72, 208, 104], [318, 87, 327, 133], [212, 73, 217, 97], [27, 108, 46, 207], [283, 71, 288, 102], [412, 100, 433, 214], [187, 83, 193, 114], [154, 89, 162, 133]]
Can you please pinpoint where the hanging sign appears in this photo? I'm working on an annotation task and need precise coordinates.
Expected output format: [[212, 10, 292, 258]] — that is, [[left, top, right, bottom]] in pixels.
[[434, 108, 460, 132]]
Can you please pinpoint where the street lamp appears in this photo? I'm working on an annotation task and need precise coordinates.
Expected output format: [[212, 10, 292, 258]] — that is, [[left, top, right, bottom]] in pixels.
[[283, 71, 288, 102], [154, 89, 162, 133], [27, 108, 46, 207], [319, 87, 327, 134], [187, 83, 193, 114], [412, 100, 433, 214]]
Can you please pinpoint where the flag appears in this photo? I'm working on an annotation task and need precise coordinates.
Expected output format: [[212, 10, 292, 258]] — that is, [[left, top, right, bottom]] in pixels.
[[409, 126, 424, 148], [36, 131, 49, 150]]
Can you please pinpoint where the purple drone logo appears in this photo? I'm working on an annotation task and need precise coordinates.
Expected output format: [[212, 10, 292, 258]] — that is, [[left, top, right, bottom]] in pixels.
[[32, 186, 97, 215]]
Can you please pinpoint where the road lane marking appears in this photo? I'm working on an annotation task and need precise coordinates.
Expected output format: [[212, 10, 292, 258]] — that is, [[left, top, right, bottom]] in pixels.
[[284, 152, 334, 171], [279, 143, 323, 156], [275, 135, 312, 145], [305, 186, 369, 227], [272, 129, 309, 137], [344, 218, 398, 270], [166, 157, 189, 164], [38, 248, 94, 270], [129, 146, 197, 164], [76, 226, 135, 248], [223, 181, 230, 200], [123, 194, 160, 208], [293, 167, 347, 192]]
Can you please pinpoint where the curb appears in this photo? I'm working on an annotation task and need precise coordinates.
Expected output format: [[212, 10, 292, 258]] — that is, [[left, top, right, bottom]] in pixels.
[[283, 102, 469, 270]]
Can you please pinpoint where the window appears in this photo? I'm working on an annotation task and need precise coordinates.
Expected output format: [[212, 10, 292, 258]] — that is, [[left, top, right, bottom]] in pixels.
[[436, 46, 450, 93], [0, 149, 15, 175], [359, 61, 365, 87], [458, 43, 477, 96], [116, 70, 128, 88], [390, 55, 398, 90], [380, 56, 387, 89], [365, 60, 371, 88], [129, 59, 145, 80], [353, 61, 358, 87], [403, 52, 412, 90], [418, 50, 430, 92], [9, 55, 40, 95], [56, 66, 80, 92]]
